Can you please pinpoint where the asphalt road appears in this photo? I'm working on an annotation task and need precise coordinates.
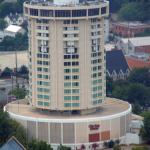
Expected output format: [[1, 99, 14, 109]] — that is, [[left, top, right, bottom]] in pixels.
[[0, 78, 28, 94]]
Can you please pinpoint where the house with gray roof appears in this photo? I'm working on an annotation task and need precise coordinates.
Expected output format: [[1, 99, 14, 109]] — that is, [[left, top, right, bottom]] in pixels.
[[106, 50, 130, 80]]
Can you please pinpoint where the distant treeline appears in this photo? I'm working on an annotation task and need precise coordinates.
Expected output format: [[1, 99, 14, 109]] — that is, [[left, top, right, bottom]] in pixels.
[[109, 0, 150, 21], [0, 0, 25, 18], [0, 33, 28, 51]]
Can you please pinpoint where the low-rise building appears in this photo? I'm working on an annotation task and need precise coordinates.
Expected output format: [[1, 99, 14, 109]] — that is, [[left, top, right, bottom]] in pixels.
[[0, 136, 26, 150], [130, 120, 143, 134], [106, 50, 130, 80], [111, 21, 150, 37], [4, 13, 24, 26], [117, 36, 150, 55], [126, 56, 150, 69], [135, 45, 150, 57], [4, 25, 25, 37]]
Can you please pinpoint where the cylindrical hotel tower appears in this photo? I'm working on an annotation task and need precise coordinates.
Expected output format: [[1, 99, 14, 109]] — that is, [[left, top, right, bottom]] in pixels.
[[4, 1, 132, 149], [24, 0, 109, 113]]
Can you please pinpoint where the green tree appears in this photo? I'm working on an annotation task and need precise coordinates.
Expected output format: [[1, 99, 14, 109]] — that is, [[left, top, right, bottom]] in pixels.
[[0, 2, 23, 18], [0, 32, 28, 51], [128, 68, 150, 87], [136, 0, 150, 21], [127, 83, 150, 106], [1, 67, 13, 77], [0, 0, 4, 3], [118, 2, 141, 21], [106, 76, 113, 96], [108, 0, 128, 13], [108, 140, 115, 148], [132, 146, 148, 150], [10, 120, 27, 147], [118, 0, 150, 21], [19, 65, 28, 74], [132, 103, 142, 115], [112, 82, 150, 106], [58, 144, 71, 150], [0, 36, 16, 51], [112, 80, 129, 100], [0, 19, 7, 30], [0, 110, 12, 146], [135, 29, 150, 37], [28, 140, 53, 150], [0, 109, 27, 147], [140, 111, 150, 143], [113, 145, 121, 150], [10, 87, 26, 99]]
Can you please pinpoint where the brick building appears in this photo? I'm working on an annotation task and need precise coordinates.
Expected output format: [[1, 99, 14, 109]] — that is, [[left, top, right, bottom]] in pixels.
[[111, 22, 150, 37]]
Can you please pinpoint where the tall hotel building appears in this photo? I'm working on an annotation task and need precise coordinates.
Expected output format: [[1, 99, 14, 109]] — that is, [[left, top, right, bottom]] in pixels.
[[25, 0, 108, 112], [5, 0, 132, 149]]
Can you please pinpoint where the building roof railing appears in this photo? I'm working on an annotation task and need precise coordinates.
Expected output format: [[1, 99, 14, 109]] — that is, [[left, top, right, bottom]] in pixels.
[[25, 0, 108, 7]]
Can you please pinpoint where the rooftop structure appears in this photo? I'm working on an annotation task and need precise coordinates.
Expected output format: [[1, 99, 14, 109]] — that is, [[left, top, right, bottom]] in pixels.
[[117, 37, 150, 55], [128, 36, 150, 47], [5, 25, 22, 33], [121, 36, 150, 47], [126, 56, 150, 69], [5, 98, 131, 149], [0, 136, 26, 150], [53, 0, 79, 5], [5, 98, 131, 120], [26, 0, 108, 6], [113, 21, 149, 28], [4, 25, 25, 38]]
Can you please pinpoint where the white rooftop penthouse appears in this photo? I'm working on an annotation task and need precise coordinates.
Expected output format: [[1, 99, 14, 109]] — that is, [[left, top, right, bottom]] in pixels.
[[121, 36, 150, 47], [54, 0, 79, 5], [4, 25, 25, 37]]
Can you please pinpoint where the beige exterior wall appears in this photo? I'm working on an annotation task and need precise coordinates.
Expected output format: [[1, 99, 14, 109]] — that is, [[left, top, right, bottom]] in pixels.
[[76, 122, 88, 143], [27, 121, 36, 140], [50, 123, 61, 143], [63, 123, 75, 143], [12, 111, 130, 149], [38, 122, 49, 142], [120, 116, 126, 137], [24, 1, 109, 111], [110, 118, 120, 139]]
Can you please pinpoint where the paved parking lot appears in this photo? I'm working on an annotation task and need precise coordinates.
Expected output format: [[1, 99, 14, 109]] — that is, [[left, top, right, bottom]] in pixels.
[[0, 51, 27, 70]]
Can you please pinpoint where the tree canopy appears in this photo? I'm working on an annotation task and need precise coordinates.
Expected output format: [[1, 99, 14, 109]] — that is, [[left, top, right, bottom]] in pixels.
[[0, 109, 27, 146], [1, 67, 13, 77], [28, 140, 53, 150], [128, 68, 150, 87], [118, 3, 142, 21], [9, 87, 26, 99], [0, 33, 28, 51], [0, 18, 7, 30], [109, 0, 150, 22], [58, 144, 71, 150], [0, 0, 26, 18], [140, 111, 150, 143], [132, 147, 148, 150], [107, 68, 150, 114]]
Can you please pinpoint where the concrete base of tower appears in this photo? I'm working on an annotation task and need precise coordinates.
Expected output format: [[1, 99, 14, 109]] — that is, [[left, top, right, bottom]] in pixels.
[[4, 98, 132, 150]]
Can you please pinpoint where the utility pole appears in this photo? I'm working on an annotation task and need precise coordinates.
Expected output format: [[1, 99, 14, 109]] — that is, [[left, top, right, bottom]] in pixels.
[[15, 49, 18, 88], [127, 21, 130, 55]]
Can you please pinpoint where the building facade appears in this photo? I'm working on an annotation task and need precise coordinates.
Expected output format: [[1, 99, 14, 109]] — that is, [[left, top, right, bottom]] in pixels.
[[5, 98, 131, 150], [24, 0, 109, 113], [4, 1, 132, 150], [111, 22, 150, 38]]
